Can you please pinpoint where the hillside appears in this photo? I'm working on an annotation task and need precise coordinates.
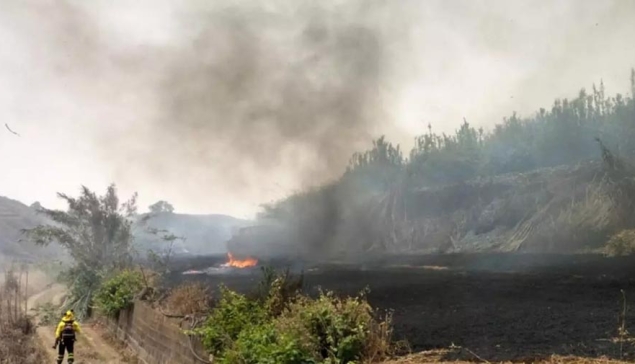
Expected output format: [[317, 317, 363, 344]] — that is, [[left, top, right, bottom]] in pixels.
[[0, 196, 59, 262], [230, 160, 621, 260], [135, 212, 248, 256], [345, 160, 616, 255], [233, 71, 635, 261], [0, 196, 248, 262]]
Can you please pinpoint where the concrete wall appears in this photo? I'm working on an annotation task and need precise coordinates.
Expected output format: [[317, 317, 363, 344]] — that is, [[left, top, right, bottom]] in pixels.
[[107, 301, 208, 364]]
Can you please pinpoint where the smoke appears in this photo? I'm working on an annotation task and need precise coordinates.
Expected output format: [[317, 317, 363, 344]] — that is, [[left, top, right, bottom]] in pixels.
[[137, 2, 392, 190], [2, 0, 635, 217]]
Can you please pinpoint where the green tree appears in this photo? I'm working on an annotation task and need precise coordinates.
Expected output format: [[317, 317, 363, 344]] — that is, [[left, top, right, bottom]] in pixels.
[[24, 184, 138, 319]]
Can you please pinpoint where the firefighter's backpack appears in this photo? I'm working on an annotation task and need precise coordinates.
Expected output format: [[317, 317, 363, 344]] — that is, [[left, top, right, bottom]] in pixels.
[[61, 320, 75, 339]]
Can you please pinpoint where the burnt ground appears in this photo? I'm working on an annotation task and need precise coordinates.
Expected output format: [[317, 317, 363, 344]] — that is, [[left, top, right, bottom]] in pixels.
[[165, 253, 635, 362]]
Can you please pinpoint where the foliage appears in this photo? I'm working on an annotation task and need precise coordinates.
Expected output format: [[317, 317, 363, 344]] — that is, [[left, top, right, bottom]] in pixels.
[[165, 282, 212, 316], [192, 286, 269, 356], [605, 230, 635, 257], [23, 184, 138, 320], [58, 264, 101, 319], [25, 184, 138, 270], [257, 266, 304, 316], [148, 200, 175, 214], [94, 269, 144, 316], [221, 323, 315, 364], [190, 269, 392, 364], [276, 289, 386, 364]]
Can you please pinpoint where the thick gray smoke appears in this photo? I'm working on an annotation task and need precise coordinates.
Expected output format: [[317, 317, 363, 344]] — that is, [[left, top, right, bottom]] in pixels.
[[2, 0, 635, 218], [146, 3, 389, 189]]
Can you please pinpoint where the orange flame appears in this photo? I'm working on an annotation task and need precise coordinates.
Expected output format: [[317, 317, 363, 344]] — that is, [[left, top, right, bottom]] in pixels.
[[223, 252, 258, 268]]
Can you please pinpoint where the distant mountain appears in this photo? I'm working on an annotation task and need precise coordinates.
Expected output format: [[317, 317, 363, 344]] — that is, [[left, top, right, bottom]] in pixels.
[[0, 195, 248, 264], [0, 196, 60, 262], [134, 212, 250, 256]]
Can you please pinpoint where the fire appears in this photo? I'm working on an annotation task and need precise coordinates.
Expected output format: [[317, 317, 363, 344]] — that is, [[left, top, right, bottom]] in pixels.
[[223, 252, 258, 268]]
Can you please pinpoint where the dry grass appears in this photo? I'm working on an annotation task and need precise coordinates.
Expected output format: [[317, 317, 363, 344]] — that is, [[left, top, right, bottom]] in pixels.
[[99, 326, 140, 363], [164, 281, 212, 316], [383, 349, 632, 363], [0, 268, 47, 364]]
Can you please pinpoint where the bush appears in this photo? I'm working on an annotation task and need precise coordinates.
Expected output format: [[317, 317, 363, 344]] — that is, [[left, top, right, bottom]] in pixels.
[[165, 282, 212, 316], [605, 229, 635, 256], [190, 269, 394, 364], [257, 266, 304, 316], [222, 323, 315, 364], [277, 290, 390, 364], [192, 286, 268, 356], [94, 269, 144, 316]]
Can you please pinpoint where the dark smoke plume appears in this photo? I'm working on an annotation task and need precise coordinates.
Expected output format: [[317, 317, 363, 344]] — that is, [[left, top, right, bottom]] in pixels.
[[101, 1, 405, 206]]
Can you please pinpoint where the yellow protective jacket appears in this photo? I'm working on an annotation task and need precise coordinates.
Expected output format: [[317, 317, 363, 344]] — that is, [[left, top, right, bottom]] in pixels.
[[55, 310, 81, 339]]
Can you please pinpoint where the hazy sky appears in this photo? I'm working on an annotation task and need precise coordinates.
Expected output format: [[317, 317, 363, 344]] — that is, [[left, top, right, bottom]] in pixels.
[[1, 0, 634, 219]]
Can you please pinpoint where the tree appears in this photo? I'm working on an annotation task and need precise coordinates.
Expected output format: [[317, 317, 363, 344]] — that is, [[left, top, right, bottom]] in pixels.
[[148, 200, 175, 214], [23, 184, 138, 319], [145, 228, 186, 275]]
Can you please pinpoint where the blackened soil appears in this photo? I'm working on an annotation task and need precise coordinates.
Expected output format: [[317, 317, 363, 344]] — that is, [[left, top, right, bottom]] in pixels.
[[166, 254, 635, 361]]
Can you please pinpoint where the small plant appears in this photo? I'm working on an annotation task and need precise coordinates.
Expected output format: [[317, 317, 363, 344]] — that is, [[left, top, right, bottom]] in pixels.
[[94, 269, 144, 316]]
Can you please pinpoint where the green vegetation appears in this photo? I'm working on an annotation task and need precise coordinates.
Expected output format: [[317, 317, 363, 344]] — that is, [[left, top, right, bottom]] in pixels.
[[94, 269, 145, 316], [190, 270, 393, 364], [24, 184, 139, 319]]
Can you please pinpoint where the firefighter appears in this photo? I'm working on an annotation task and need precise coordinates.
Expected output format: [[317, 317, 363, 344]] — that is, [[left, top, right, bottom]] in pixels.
[[53, 310, 81, 364]]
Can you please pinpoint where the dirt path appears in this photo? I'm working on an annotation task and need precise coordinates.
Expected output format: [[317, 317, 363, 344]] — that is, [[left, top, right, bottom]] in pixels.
[[28, 283, 130, 364]]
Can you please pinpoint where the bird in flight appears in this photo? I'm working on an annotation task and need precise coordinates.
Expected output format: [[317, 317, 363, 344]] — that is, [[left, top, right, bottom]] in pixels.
[[5, 123, 20, 137]]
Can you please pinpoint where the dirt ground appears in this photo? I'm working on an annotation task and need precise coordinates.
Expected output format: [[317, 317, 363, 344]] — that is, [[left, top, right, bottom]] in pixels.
[[167, 253, 635, 363], [27, 279, 131, 363]]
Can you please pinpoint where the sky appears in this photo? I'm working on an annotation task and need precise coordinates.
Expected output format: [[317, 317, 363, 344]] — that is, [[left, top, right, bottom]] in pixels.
[[1, 0, 634, 219]]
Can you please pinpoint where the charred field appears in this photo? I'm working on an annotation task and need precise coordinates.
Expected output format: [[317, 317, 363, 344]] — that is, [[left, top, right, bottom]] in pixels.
[[166, 253, 635, 362]]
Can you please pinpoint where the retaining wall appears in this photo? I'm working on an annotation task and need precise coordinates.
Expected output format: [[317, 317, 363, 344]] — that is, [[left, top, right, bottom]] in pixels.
[[107, 301, 208, 364]]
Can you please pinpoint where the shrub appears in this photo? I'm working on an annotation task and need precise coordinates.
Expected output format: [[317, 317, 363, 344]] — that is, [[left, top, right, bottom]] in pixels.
[[94, 269, 144, 316], [277, 290, 391, 364], [222, 323, 316, 364], [190, 268, 394, 364], [191, 286, 268, 356], [165, 282, 212, 316], [605, 229, 635, 256], [259, 267, 304, 316]]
